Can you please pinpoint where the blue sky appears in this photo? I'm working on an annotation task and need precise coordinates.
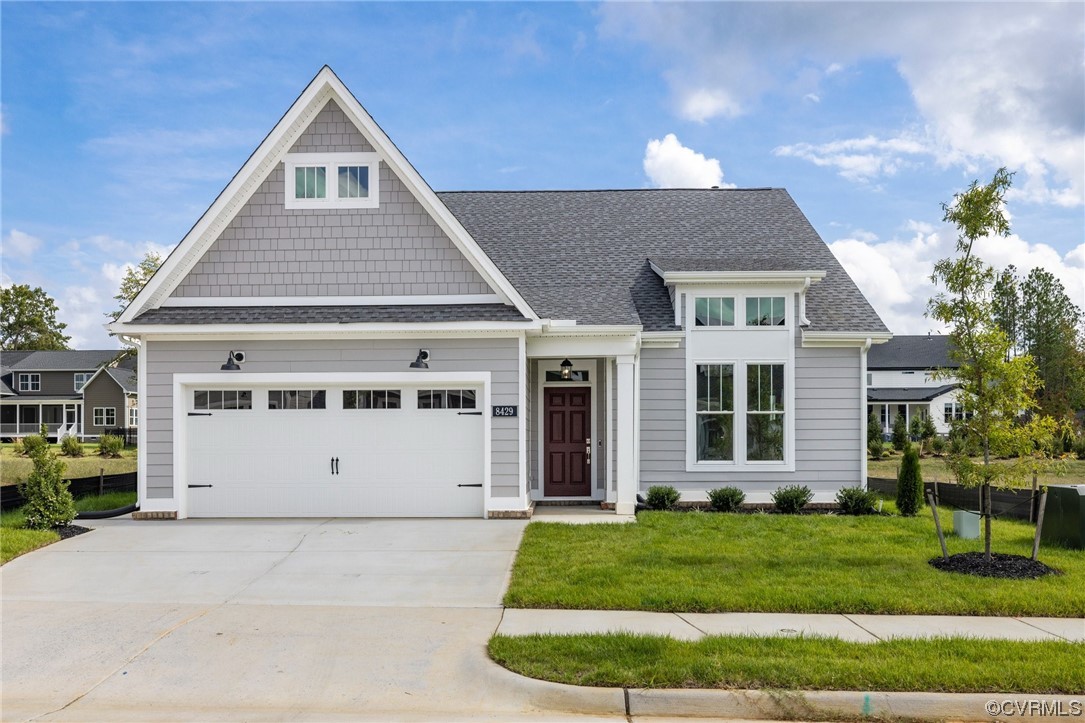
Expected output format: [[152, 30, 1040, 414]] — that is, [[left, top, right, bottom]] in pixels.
[[2, 2, 1082, 348]]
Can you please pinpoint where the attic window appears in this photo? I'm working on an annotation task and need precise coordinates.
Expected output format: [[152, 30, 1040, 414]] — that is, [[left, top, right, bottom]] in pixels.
[[284, 152, 379, 210]]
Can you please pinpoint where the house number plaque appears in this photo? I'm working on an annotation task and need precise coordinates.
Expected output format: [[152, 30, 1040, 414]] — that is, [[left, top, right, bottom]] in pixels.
[[492, 405, 518, 417]]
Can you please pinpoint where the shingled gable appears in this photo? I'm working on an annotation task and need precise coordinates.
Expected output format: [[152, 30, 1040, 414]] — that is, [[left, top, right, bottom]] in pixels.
[[112, 66, 536, 328]]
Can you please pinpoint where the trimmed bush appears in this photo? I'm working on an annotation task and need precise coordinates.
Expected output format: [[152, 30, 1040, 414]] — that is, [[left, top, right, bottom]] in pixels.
[[931, 436, 947, 455], [868, 439, 884, 460], [60, 435, 84, 457], [707, 486, 746, 512], [891, 413, 909, 451], [19, 446, 76, 530], [896, 445, 924, 516], [19, 434, 48, 458], [97, 434, 124, 458], [772, 484, 813, 514], [644, 485, 681, 511], [836, 486, 879, 515]]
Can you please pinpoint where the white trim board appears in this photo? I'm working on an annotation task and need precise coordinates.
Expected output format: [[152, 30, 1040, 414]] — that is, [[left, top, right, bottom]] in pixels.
[[115, 66, 538, 327]]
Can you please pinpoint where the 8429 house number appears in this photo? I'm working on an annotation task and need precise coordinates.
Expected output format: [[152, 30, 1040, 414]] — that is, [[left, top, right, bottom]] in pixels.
[[492, 405, 518, 417]]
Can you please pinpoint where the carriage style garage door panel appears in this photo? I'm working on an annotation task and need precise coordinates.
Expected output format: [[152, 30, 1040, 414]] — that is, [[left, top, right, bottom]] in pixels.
[[183, 382, 485, 517]]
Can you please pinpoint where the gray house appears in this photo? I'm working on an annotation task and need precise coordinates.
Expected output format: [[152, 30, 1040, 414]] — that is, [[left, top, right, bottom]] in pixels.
[[0, 350, 137, 440], [109, 67, 890, 519]]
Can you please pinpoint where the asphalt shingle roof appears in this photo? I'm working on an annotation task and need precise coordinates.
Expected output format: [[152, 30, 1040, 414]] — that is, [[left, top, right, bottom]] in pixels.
[[7, 350, 121, 371], [133, 304, 529, 325], [438, 188, 889, 333], [868, 335, 957, 370], [105, 367, 138, 393], [867, 383, 959, 403]]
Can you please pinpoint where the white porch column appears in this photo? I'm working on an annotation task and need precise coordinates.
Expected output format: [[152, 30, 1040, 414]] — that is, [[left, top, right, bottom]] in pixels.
[[615, 354, 637, 515]]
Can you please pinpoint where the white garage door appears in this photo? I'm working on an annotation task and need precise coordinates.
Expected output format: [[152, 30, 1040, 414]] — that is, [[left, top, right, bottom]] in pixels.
[[184, 383, 485, 517]]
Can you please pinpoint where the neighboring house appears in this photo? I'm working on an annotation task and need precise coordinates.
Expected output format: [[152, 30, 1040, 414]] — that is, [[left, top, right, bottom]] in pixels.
[[0, 350, 138, 441], [867, 334, 961, 437], [108, 67, 890, 520]]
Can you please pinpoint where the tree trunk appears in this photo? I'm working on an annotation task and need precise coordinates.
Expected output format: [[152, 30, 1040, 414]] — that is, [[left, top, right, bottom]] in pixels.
[[983, 439, 992, 562]]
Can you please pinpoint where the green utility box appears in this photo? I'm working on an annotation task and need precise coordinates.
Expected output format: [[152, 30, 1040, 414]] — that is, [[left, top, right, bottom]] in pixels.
[[1040, 484, 1085, 550]]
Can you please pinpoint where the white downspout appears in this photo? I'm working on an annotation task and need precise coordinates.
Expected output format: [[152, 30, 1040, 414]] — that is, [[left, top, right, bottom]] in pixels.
[[861, 337, 872, 489]]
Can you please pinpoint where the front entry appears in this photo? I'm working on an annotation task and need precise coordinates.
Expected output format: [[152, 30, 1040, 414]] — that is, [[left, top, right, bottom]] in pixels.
[[544, 387, 591, 497]]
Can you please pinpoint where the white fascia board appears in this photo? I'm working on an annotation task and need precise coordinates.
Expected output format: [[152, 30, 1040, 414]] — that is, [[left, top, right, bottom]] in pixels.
[[652, 265, 827, 287], [526, 332, 640, 358], [323, 70, 538, 321], [642, 331, 684, 348], [115, 66, 539, 327], [802, 331, 893, 347], [161, 294, 504, 307], [113, 323, 540, 342]]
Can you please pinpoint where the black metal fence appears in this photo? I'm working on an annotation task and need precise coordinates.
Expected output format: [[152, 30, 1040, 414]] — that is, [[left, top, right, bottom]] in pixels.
[[1, 471, 137, 511], [867, 476, 1040, 521]]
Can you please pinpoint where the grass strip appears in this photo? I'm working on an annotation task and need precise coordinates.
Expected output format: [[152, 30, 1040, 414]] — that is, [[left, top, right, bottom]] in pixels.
[[505, 511, 1085, 616], [489, 633, 1085, 693], [74, 491, 137, 513], [0, 508, 59, 564]]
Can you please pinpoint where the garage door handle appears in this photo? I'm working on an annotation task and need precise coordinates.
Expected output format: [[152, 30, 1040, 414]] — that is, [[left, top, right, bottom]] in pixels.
[[188, 484, 213, 488], [457, 411, 483, 416], [334, 457, 339, 475], [188, 412, 212, 417], [457, 483, 483, 487]]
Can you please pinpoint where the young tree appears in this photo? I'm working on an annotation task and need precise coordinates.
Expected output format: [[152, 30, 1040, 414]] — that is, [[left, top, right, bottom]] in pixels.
[[19, 444, 76, 530], [891, 412, 909, 451], [0, 284, 70, 350], [928, 169, 1063, 561], [107, 251, 162, 350], [867, 412, 884, 459], [896, 444, 924, 516]]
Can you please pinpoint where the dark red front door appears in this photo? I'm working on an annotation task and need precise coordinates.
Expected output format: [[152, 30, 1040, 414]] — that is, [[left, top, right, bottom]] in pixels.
[[544, 387, 591, 497]]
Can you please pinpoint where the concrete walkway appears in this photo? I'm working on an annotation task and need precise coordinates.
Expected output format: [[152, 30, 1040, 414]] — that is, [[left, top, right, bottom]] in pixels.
[[498, 609, 1085, 642]]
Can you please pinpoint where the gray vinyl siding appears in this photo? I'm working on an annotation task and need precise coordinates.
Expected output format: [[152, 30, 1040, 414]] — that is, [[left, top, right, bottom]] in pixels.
[[143, 337, 521, 500], [171, 101, 491, 299], [10, 370, 87, 397], [639, 339, 862, 496], [81, 374, 126, 436]]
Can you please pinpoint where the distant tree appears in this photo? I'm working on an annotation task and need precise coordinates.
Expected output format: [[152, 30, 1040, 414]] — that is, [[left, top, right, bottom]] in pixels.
[[991, 265, 1022, 357], [0, 284, 70, 350], [928, 168, 1065, 561], [867, 412, 884, 459], [896, 444, 924, 516], [891, 413, 909, 451], [1020, 268, 1085, 417], [107, 252, 162, 350]]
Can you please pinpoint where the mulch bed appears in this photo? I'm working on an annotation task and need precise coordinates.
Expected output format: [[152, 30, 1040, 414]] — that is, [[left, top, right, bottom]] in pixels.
[[929, 552, 1060, 579], [56, 524, 92, 540]]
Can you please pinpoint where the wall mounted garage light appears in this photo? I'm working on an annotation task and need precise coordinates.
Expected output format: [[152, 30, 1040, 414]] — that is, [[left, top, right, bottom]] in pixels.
[[220, 351, 242, 371], [410, 349, 430, 370], [560, 358, 573, 380]]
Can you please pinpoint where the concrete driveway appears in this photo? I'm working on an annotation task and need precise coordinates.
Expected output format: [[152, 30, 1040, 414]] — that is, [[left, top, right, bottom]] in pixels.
[[1, 518, 623, 722]]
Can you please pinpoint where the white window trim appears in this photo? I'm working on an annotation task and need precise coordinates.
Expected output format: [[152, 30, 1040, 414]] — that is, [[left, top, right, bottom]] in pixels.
[[74, 372, 93, 391], [18, 373, 40, 392], [129, 406, 138, 428], [93, 407, 117, 427], [689, 292, 793, 332], [683, 287, 796, 472], [284, 152, 380, 209]]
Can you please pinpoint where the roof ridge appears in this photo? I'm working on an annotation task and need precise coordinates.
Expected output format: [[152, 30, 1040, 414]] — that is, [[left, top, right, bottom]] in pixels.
[[436, 187, 781, 194]]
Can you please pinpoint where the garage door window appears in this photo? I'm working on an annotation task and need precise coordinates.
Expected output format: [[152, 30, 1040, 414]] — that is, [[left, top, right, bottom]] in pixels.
[[268, 390, 327, 410], [343, 389, 402, 410], [418, 389, 477, 410], [194, 390, 253, 410]]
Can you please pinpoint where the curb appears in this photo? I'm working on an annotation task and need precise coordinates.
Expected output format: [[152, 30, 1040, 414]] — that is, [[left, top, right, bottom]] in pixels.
[[486, 659, 1083, 721]]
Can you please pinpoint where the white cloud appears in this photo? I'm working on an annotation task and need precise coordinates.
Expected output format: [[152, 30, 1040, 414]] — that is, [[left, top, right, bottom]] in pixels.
[[643, 134, 733, 188], [3, 229, 43, 258], [680, 89, 742, 123], [830, 226, 1085, 335], [774, 134, 934, 183], [803, 93, 820, 104], [599, 3, 1084, 204]]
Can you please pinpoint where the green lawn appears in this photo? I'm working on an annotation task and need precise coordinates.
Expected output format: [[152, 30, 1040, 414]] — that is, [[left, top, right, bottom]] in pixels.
[[505, 511, 1085, 616], [74, 491, 137, 512], [0, 443, 137, 486], [0, 507, 59, 564], [868, 454, 1085, 485], [489, 634, 1085, 693]]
